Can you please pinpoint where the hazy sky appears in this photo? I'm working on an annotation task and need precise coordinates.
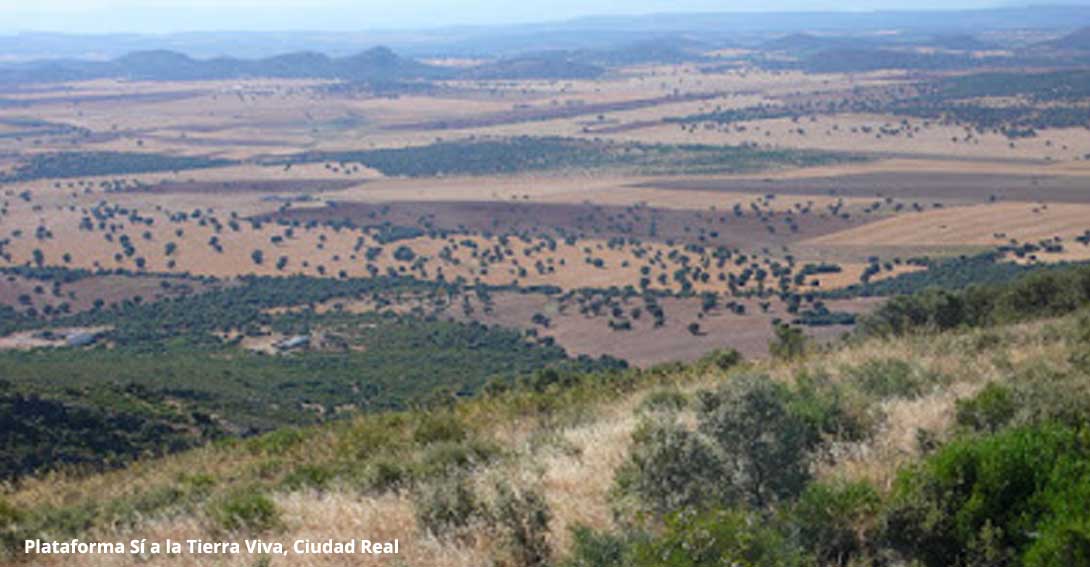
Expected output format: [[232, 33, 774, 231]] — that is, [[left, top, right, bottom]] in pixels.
[[0, 0, 1060, 33]]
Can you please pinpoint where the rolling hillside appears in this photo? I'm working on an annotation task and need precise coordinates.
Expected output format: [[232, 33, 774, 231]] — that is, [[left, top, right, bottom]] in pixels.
[[5, 265, 1090, 566]]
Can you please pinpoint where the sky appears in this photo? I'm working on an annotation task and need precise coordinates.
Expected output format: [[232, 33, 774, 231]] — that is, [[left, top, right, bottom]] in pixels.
[[0, 0, 1064, 33]]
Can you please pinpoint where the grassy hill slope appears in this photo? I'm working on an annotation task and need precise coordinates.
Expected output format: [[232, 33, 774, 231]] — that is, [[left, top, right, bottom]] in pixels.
[[5, 266, 1090, 566]]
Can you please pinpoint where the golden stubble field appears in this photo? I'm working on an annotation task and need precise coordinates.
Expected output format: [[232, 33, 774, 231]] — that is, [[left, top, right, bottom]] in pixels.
[[1, 194, 906, 295], [3, 60, 1090, 346], [0, 67, 977, 160]]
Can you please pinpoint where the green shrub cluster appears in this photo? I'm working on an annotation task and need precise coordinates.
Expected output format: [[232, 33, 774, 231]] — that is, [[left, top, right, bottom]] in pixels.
[[208, 485, 281, 533], [615, 373, 867, 520], [860, 264, 1090, 336], [412, 478, 552, 566], [886, 424, 1090, 567]]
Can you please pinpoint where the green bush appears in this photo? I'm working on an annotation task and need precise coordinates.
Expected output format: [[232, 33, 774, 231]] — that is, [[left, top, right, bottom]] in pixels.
[[637, 389, 689, 414], [281, 464, 336, 490], [791, 371, 873, 442], [2, 501, 102, 558], [617, 375, 829, 517], [246, 428, 307, 456], [1071, 313, 1090, 371], [885, 424, 1090, 567], [359, 457, 410, 492], [792, 480, 881, 566], [1009, 366, 1090, 429], [956, 366, 1090, 435], [696, 348, 743, 371], [697, 375, 815, 507], [770, 324, 807, 361], [413, 412, 468, 445], [614, 418, 721, 517], [208, 486, 280, 533], [562, 526, 632, 567], [955, 382, 1016, 433], [630, 508, 808, 567], [0, 498, 24, 557], [492, 482, 552, 567], [412, 474, 483, 538], [846, 359, 929, 400], [337, 415, 410, 460], [419, 438, 501, 478], [860, 265, 1090, 337], [107, 472, 216, 528]]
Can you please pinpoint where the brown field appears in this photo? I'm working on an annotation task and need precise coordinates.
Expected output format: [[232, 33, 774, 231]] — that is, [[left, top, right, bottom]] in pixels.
[[261, 197, 867, 248], [634, 170, 1090, 204], [804, 202, 1090, 249], [0, 271, 223, 315], [456, 291, 882, 366], [1, 199, 896, 296], [2, 58, 1089, 361], [261, 288, 885, 366], [597, 113, 1090, 162]]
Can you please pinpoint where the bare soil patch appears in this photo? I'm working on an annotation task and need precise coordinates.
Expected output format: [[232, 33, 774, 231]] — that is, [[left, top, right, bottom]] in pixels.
[[134, 178, 361, 195], [262, 198, 865, 248], [0, 272, 222, 314], [457, 291, 884, 366], [634, 171, 1090, 204]]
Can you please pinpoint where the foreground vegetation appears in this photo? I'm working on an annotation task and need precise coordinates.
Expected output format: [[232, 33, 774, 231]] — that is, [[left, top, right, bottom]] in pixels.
[[0, 274, 624, 481], [3, 263, 1090, 565]]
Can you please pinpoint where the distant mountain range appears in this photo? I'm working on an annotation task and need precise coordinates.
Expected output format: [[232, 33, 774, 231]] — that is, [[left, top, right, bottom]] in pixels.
[[2, 15, 1089, 85], [0, 46, 619, 84], [0, 6, 1088, 61], [0, 47, 441, 84]]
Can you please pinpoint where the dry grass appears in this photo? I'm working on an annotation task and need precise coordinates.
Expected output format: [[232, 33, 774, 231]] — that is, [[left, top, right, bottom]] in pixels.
[[1, 194, 887, 295], [596, 112, 1090, 162], [804, 201, 1090, 260], [5, 311, 1085, 566]]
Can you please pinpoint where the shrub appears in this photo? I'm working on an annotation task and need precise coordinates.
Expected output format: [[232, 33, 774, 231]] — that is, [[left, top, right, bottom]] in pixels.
[[637, 389, 688, 414], [770, 324, 806, 360], [492, 482, 552, 567], [414, 412, 467, 445], [792, 480, 881, 566], [617, 375, 827, 517], [2, 501, 99, 558], [846, 358, 929, 400], [614, 418, 721, 517], [336, 415, 410, 460], [696, 348, 743, 371], [109, 472, 217, 527], [419, 439, 500, 477], [281, 464, 336, 490], [0, 498, 23, 557], [412, 474, 483, 538], [1009, 366, 1090, 429], [885, 424, 1090, 567], [208, 486, 280, 533], [359, 457, 410, 492], [697, 375, 815, 507], [562, 526, 632, 567], [631, 508, 808, 567], [955, 382, 1016, 433], [393, 245, 416, 262], [860, 265, 1090, 337], [957, 366, 1090, 434], [791, 371, 873, 442], [246, 427, 307, 456]]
